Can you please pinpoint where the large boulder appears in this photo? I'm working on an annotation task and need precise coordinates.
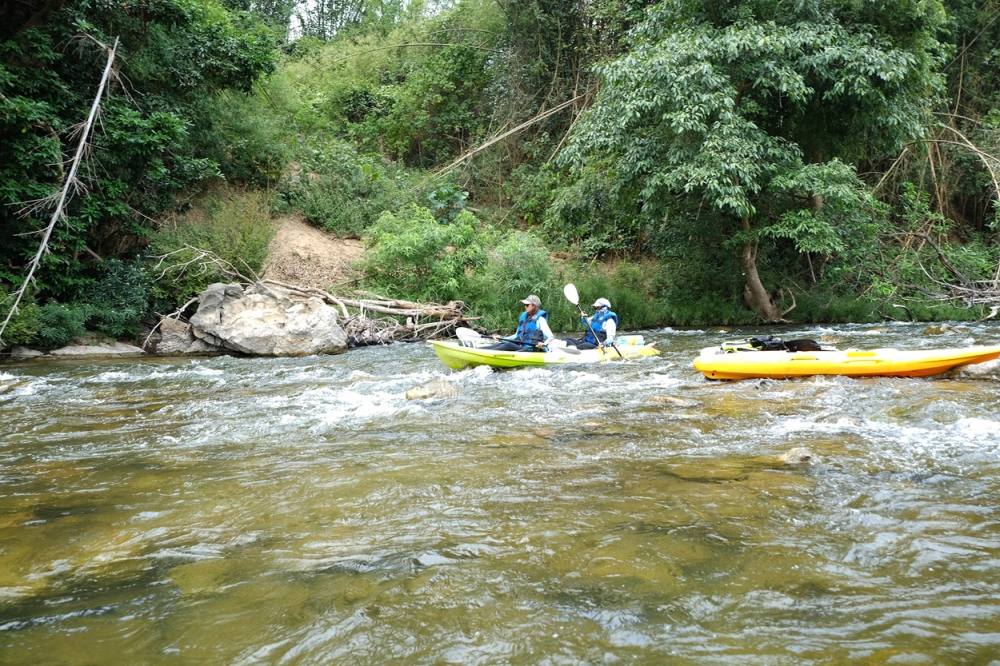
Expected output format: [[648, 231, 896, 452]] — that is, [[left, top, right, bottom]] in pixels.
[[153, 318, 222, 355], [189, 282, 347, 356]]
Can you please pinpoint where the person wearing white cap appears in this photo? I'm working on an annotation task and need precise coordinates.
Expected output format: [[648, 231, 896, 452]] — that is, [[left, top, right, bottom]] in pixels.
[[565, 297, 618, 350], [486, 294, 555, 351]]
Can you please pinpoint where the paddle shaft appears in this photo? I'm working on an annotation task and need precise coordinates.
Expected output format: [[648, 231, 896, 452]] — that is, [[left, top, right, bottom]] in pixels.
[[491, 335, 544, 349]]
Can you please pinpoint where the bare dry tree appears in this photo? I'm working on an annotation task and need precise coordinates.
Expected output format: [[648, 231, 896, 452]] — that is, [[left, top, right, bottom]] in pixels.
[[0, 37, 119, 346]]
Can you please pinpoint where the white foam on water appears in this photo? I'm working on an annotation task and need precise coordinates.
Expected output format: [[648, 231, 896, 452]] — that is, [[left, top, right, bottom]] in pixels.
[[6, 378, 42, 396], [658, 327, 705, 335], [629, 372, 686, 390], [313, 388, 411, 426], [953, 417, 1000, 443], [85, 370, 138, 383], [771, 415, 863, 436], [452, 365, 494, 382]]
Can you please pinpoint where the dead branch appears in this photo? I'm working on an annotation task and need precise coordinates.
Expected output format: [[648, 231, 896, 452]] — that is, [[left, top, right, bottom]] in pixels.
[[0, 37, 118, 346], [150, 244, 254, 283], [436, 95, 584, 176], [141, 296, 198, 351], [780, 288, 797, 317], [928, 128, 1000, 202]]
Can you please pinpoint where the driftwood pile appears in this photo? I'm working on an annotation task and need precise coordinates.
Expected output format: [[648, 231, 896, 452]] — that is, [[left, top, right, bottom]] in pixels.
[[256, 280, 475, 346]]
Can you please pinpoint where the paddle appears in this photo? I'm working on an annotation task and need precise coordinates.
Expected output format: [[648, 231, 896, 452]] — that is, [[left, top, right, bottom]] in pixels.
[[563, 283, 623, 359]]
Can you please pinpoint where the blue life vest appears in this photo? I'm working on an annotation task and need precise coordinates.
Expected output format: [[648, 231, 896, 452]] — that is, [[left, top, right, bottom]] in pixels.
[[583, 308, 619, 345], [516, 309, 548, 351]]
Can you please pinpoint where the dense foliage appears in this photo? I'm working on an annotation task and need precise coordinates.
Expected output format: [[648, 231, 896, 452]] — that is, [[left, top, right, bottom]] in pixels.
[[561, 0, 948, 321], [2, 0, 999, 350], [0, 0, 277, 346]]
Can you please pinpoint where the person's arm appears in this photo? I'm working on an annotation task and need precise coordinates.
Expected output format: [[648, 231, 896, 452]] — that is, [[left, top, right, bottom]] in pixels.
[[538, 316, 555, 344], [604, 318, 617, 342]]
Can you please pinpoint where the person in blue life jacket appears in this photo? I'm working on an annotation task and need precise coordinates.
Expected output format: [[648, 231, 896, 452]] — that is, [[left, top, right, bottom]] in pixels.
[[565, 297, 618, 350], [486, 294, 555, 352]]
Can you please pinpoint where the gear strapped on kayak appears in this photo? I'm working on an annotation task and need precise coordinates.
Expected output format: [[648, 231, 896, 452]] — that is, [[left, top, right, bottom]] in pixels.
[[720, 336, 827, 353]]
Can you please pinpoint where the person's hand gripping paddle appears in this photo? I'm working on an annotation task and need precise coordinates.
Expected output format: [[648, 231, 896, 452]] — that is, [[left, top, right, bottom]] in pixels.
[[563, 283, 623, 359]]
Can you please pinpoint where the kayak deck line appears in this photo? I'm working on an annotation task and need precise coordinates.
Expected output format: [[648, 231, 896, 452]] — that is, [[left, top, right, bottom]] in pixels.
[[693, 345, 1000, 380]]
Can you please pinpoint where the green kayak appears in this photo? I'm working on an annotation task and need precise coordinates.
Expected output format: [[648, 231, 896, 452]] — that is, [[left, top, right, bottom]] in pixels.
[[429, 338, 660, 370]]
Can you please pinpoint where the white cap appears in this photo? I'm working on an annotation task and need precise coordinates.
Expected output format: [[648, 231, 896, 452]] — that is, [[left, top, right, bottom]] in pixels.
[[520, 294, 541, 306], [592, 298, 611, 308]]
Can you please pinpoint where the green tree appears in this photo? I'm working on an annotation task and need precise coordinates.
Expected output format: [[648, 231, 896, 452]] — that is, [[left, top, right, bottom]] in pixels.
[[1, 0, 276, 303], [562, 0, 946, 320]]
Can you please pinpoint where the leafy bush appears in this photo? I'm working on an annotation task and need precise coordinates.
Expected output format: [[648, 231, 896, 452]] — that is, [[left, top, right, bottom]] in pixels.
[[375, 42, 492, 167], [362, 205, 484, 302], [543, 164, 646, 258], [426, 183, 469, 223], [0, 288, 40, 348], [85, 259, 151, 338], [149, 189, 275, 310], [191, 91, 290, 187], [34, 303, 87, 349], [468, 230, 559, 330], [276, 141, 416, 237]]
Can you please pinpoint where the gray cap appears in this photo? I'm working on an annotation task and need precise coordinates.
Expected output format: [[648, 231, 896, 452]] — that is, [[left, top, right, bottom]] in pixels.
[[520, 294, 541, 306]]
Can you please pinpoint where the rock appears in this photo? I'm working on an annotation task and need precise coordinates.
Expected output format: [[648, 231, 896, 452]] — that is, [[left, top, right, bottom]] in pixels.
[[777, 447, 816, 465], [10, 346, 44, 359], [170, 558, 234, 597], [646, 394, 700, 408], [154, 317, 222, 355], [957, 358, 1000, 380], [0, 381, 25, 395], [189, 282, 347, 356], [665, 461, 748, 482], [49, 342, 145, 357], [923, 323, 957, 335], [405, 379, 459, 400]]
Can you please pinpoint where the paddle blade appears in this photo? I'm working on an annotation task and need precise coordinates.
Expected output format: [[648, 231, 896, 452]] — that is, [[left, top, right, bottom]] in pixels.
[[563, 283, 580, 306], [455, 327, 484, 348]]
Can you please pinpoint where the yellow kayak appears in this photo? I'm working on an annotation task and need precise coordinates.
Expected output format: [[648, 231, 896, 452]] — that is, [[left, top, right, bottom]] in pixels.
[[693, 345, 1000, 380], [430, 339, 660, 370]]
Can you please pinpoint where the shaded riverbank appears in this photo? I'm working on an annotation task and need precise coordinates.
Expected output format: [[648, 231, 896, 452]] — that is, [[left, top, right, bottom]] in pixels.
[[2, 322, 999, 662]]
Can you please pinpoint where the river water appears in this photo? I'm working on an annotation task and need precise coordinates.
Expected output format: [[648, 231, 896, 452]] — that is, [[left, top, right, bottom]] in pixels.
[[1, 323, 999, 663]]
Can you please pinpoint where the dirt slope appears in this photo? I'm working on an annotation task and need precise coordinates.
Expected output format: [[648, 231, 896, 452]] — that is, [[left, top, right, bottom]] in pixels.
[[262, 215, 364, 291]]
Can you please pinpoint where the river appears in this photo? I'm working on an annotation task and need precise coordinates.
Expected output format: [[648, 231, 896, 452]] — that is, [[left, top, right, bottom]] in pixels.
[[1, 322, 999, 663]]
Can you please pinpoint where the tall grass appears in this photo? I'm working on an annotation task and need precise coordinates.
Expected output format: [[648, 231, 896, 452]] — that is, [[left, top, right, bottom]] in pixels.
[[149, 188, 275, 309]]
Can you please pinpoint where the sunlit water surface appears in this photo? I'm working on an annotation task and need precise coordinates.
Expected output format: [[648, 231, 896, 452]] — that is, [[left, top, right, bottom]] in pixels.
[[1, 323, 999, 663]]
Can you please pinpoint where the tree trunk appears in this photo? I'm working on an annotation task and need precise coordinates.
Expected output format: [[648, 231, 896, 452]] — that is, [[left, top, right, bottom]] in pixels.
[[739, 217, 782, 322]]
